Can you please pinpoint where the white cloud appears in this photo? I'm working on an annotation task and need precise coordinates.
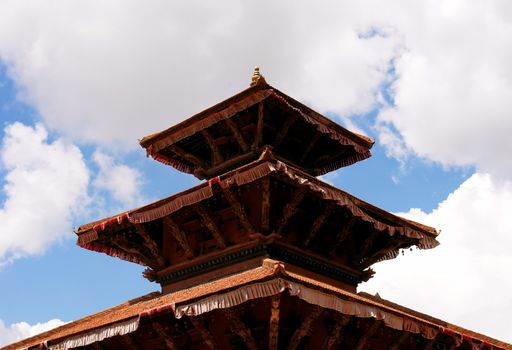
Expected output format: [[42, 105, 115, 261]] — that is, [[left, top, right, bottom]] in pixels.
[[0, 318, 66, 347], [92, 151, 143, 208], [0, 1, 400, 147], [375, 1, 512, 179], [0, 122, 89, 264], [361, 173, 512, 343]]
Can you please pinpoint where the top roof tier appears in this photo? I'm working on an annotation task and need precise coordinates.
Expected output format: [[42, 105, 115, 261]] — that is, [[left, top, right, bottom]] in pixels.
[[140, 68, 374, 179]]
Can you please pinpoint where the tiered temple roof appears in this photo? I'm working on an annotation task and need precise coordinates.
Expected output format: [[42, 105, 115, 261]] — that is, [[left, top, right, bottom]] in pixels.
[[4, 69, 510, 350]]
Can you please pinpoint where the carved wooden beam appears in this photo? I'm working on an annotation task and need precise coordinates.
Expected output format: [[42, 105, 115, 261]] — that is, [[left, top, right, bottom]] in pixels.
[[134, 223, 166, 269], [163, 216, 194, 258], [359, 230, 381, 259], [328, 216, 356, 257], [195, 204, 227, 249], [269, 294, 281, 350], [153, 322, 179, 350], [304, 202, 335, 247], [222, 187, 255, 233], [276, 187, 306, 235], [224, 119, 249, 152], [224, 309, 258, 350], [253, 102, 264, 149], [189, 317, 217, 350], [122, 334, 141, 350], [275, 115, 297, 147], [201, 129, 223, 165], [299, 131, 321, 164], [321, 315, 351, 350], [110, 236, 156, 269], [354, 321, 381, 350], [261, 177, 271, 232], [387, 332, 410, 350], [287, 306, 323, 350], [170, 144, 206, 169]]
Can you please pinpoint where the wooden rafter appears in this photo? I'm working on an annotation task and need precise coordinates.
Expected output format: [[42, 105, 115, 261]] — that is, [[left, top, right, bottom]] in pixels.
[[110, 236, 155, 268], [189, 317, 217, 350], [275, 114, 297, 147], [359, 240, 403, 268], [163, 216, 194, 258], [201, 129, 223, 165], [222, 187, 255, 233], [134, 223, 166, 269], [261, 177, 271, 232], [276, 187, 306, 235], [269, 294, 281, 350], [321, 315, 351, 350], [328, 216, 356, 257], [224, 309, 258, 350], [195, 204, 227, 249], [299, 131, 321, 164], [304, 202, 335, 247], [354, 321, 381, 350], [287, 306, 323, 350], [387, 332, 410, 350], [153, 322, 179, 350], [224, 119, 249, 152], [170, 144, 206, 169], [359, 230, 381, 259], [253, 102, 264, 149]]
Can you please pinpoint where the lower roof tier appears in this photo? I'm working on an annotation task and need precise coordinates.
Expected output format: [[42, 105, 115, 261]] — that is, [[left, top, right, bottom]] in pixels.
[[76, 151, 439, 287], [6, 259, 510, 350]]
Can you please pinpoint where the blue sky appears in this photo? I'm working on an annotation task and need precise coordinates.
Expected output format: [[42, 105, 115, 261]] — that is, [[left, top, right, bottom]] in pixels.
[[1, 1, 511, 345]]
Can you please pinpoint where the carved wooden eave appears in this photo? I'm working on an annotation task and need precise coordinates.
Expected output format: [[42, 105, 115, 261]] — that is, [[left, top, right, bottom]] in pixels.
[[7, 260, 510, 350], [75, 152, 438, 290], [139, 79, 374, 179]]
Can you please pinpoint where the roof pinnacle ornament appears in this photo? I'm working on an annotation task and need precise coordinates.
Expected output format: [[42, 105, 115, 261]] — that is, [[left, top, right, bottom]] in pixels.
[[250, 66, 262, 86]]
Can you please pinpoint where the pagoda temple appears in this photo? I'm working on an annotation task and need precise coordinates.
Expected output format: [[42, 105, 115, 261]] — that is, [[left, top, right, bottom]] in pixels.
[[5, 69, 511, 350]]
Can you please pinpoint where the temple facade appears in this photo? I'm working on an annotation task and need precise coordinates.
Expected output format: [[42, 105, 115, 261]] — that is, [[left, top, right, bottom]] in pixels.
[[5, 69, 511, 350]]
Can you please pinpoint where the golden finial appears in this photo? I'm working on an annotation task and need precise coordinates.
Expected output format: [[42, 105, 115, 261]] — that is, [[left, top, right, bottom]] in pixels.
[[250, 66, 261, 86]]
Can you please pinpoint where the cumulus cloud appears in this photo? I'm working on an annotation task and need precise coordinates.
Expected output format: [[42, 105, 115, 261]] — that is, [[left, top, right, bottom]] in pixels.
[[362, 173, 512, 342], [0, 0, 399, 147], [0, 123, 89, 264], [0, 318, 66, 347], [376, 1, 512, 179], [92, 151, 143, 207]]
